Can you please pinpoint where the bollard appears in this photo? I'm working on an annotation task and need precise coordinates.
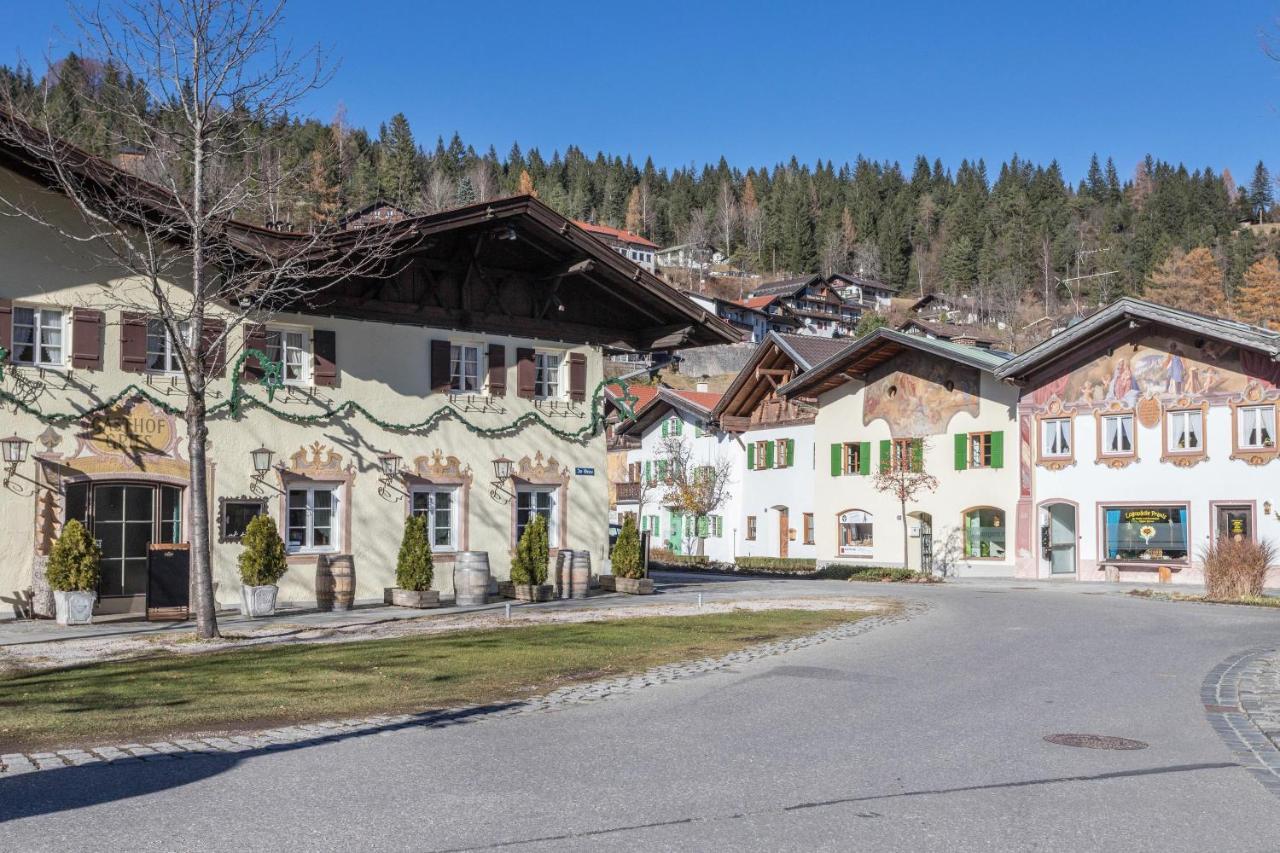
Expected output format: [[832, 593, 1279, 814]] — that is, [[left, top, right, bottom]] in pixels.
[[505, 602, 512, 620], [698, 593, 703, 608]]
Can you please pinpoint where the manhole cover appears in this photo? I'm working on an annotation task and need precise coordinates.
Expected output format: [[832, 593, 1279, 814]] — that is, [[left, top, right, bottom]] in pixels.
[[1044, 733, 1148, 750]]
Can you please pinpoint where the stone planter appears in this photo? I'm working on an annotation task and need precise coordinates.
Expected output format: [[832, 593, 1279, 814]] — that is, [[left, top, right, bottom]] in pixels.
[[53, 590, 96, 626], [240, 584, 279, 618], [614, 577, 655, 595], [391, 588, 441, 608], [499, 581, 555, 602]]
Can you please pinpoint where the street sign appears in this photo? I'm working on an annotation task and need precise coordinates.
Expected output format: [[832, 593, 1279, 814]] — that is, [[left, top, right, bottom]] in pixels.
[[575, 467, 595, 476]]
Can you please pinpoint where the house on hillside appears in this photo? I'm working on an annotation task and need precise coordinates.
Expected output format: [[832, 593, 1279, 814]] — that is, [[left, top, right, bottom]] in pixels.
[[779, 330, 1018, 577], [655, 242, 726, 274], [996, 298, 1280, 586], [575, 221, 658, 272], [715, 332, 852, 561], [339, 200, 411, 229], [748, 275, 859, 337], [827, 273, 897, 313], [899, 317, 1001, 349], [686, 293, 798, 343]]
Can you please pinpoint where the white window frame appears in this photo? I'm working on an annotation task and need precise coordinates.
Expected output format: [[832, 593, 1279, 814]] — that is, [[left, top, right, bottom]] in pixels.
[[533, 351, 562, 399], [265, 326, 311, 386], [1040, 417, 1072, 458], [286, 484, 340, 554], [410, 486, 458, 551], [1239, 405, 1276, 450], [449, 343, 483, 394], [1166, 409, 1203, 454], [146, 319, 191, 375], [1101, 413, 1134, 456], [10, 304, 66, 368], [516, 484, 558, 547]]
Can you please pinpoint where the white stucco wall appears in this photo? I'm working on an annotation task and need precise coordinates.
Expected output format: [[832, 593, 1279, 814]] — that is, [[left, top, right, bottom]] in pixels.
[[736, 423, 818, 560]]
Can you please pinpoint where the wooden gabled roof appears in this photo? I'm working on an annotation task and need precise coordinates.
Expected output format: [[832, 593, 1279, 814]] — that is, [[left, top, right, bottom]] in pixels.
[[714, 332, 851, 421], [613, 387, 722, 438]]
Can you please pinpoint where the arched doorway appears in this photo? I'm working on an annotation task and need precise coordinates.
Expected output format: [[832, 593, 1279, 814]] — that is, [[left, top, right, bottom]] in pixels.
[[1039, 502, 1077, 576]]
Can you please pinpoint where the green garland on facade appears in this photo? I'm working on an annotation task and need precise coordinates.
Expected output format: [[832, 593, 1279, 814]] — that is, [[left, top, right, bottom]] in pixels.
[[0, 345, 642, 441]]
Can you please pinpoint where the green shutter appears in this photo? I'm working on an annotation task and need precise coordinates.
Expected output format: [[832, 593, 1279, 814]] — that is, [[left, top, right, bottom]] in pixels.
[[697, 515, 709, 537], [991, 430, 1004, 469], [748, 442, 756, 470], [879, 439, 891, 472], [714, 515, 723, 537], [955, 433, 968, 471], [859, 441, 871, 476], [764, 440, 775, 468], [644, 460, 651, 484], [830, 443, 843, 477], [911, 438, 924, 472], [672, 418, 682, 436], [651, 515, 659, 537], [661, 419, 668, 437], [786, 438, 795, 467], [657, 459, 668, 480]]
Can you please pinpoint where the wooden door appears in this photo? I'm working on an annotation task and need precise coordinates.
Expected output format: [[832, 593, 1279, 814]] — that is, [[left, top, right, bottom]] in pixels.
[[778, 508, 789, 558]]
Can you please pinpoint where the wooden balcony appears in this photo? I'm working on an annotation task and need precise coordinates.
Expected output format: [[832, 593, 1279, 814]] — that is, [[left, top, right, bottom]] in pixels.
[[614, 481, 642, 503]]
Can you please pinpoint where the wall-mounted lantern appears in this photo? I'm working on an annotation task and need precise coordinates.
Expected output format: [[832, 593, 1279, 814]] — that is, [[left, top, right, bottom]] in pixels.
[[490, 455, 515, 501], [1, 434, 30, 488]]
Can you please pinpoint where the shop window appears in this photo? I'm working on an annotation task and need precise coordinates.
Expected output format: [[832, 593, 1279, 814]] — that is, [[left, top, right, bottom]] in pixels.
[[1101, 414, 1134, 455], [265, 328, 310, 385], [1040, 418, 1071, 459], [146, 319, 191, 374], [286, 486, 340, 553], [516, 485, 558, 546], [449, 344, 482, 393], [1102, 505, 1189, 563], [1239, 405, 1276, 450], [1166, 410, 1203, 453], [837, 509, 873, 556], [411, 487, 457, 550], [11, 306, 65, 367], [963, 507, 1005, 559], [220, 497, 267, 542]]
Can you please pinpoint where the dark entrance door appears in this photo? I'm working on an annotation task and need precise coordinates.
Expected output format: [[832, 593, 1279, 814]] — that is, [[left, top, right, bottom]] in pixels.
[[94, 484, 155, 599], [920, 520, 933, 574]]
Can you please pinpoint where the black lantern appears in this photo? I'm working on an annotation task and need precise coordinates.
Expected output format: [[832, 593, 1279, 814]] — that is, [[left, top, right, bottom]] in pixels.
[[1, 434, 30, 466], [378, 451, 402, 478], [250, 446, 274, 475], [492, 456, 514, 482]]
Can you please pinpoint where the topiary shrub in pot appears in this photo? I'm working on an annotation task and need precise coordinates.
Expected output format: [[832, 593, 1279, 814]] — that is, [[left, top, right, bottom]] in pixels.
[[238, 514, 287, 617], [507, 514, 554, 601], [609, 515, 653, 595], [392, 515, 440, 608], [46, 519, 102, 625]]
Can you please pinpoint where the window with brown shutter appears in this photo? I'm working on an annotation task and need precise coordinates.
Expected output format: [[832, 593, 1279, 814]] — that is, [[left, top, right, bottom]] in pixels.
[[487, 344, 506, 397], [313, 329, 338, 386], [120, 312, 148, 372], [242, 323, 268, 380], [430, 339, 452, 393], [201, 318, 227, 378], [516, 347, 536, 399], [0, 298, 12, 361], [568, 352, 586, 402], [71, 308, 103, 370]]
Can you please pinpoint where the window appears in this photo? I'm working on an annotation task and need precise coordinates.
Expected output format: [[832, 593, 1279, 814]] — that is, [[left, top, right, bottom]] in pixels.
[[411, 487, 457, 550], [157, 485, 184, 544], [648, 514, 660, 537], [516, 485, 558, 546], [1102, 505, 1189, 563], [1166, 410, 1203, 453], [746, 516, 757, 540], [286, 486, 339, 552], [843, 443, 862, 475], [534, 352, 561, 399], [754, 440, 769, 470], [1101, 414, 1134, 455], [968, 433, 993, 468], [892, 438, 917, 472], [146, 319, 191, 374], [450, 344, 482, 393], [803, 513, 814, 545], [1239, 405, 1276, 450], [11, 306, 64, 367], [221, 498, 266, 542], [775, 439, 790, 468], [963, 507, 1005, 559], [265, 328, 309, 385], [838, 510, 873, 556], [1041, 418, 1071, 458]]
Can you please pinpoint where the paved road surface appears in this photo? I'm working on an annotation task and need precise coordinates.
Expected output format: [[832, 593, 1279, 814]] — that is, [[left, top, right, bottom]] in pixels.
[[4, 575, 1280, 851]]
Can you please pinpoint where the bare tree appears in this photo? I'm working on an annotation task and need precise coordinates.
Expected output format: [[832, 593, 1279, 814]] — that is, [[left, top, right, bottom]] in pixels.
[[871, 439, 939, 571], [656, 434, 733, 556], [820, 229, 847, 277], [467, 161, 497, 203], [420, 168, 455, 213], [852, 241, 882, 280], [0, 0, 407, 638], [713, 179, 738, 258]]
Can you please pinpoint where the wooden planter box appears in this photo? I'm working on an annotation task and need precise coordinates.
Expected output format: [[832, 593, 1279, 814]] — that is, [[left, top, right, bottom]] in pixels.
[[597, 575, 616, 592], [499, 581, 555, 602], [615, 577, 654, 595], [390, 588, 441, 608]]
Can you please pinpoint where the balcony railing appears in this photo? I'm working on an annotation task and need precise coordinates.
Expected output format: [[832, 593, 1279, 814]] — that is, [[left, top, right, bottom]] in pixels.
[[614, 481, 642, 502]]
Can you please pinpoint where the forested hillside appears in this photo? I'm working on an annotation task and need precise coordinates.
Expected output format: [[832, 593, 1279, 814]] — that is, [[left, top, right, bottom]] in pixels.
[[5, 53, 1280, 333]]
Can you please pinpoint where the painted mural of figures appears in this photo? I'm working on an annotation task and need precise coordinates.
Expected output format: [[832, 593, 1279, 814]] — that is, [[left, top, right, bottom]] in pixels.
[[1106, 358, 1139, 405], [1161, 343, 1186, 395]]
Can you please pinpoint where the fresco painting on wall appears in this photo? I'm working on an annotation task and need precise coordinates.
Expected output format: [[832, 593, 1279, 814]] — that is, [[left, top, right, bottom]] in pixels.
[[863, 353, 980, 436]]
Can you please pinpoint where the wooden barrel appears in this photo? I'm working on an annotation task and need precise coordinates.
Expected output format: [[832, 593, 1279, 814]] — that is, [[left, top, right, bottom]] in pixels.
[[571, 550, 591, 599], [454, 551, 490, 606], [555, 550, 572, 599], [328, 555, 355, 611], [315, 554, 335, 611]]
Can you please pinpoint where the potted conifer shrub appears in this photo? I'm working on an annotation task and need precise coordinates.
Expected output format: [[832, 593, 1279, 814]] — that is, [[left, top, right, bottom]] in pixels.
[[46, 518, 101, 625], [506, 514, 554, 601], [238, 514, 287, 618], [391, 515, 440, 608], [609, 515, 653, 594]]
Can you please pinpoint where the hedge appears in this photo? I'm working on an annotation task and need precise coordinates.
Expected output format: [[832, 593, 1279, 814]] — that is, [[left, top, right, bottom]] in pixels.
[[733, 557, 816, 573], [816, 564, 922, 582]]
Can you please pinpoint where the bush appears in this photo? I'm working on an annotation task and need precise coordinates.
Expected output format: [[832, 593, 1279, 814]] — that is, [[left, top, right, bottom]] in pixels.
[[396, 514, 434, 591], [816, 564, 920, 582], [510, 514, 549, 586], [46, 519, 102, 592], [1202, 537, 1275, 601], [733, 557, 816, 573], [238, 515, 288, 586], [648, 548, 709, 567], [611, 515, 644, 579]]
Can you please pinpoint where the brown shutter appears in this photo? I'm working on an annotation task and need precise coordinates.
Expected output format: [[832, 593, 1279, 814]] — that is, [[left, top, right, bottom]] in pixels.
[[568, 352, 586, 402], [430, 339, 452, 393], [516, 347, 536, 399], [0, 298, 11, 362], [487, 344, 506, 397], [242, 323, 268, 380], [201, 318, 227, 378], [313, 329, 337, 386], [71, 308, 103, 370], [120, 312, 148, 372]]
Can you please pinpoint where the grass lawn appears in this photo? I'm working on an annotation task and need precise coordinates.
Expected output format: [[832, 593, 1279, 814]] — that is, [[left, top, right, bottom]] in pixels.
[[1128, 589, 1280, 608], [0, 608, 860, 752]]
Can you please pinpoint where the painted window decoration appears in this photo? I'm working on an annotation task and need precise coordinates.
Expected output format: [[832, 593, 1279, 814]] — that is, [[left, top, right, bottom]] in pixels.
[[963, 507, 1006, 559], [449, 344, 482, 393], [1239, 405, 1276, 450], [11, 306, 64, 367], [533, 352, 561, 399], [1166, 410, 1203, 453], [1101, 413, 1134, 455], [516, 485, 557, 546], [146, 319, 191, 374], [411, 487, 456, 550], [265, 328, 309, 385], [1041, 418, 1071, 458], [1102, 506, 1189, 563], [746, 515, 757, 540], [287, 486, 339, 553], [221, 498, 266, 542], [838, 510, 873, 557]]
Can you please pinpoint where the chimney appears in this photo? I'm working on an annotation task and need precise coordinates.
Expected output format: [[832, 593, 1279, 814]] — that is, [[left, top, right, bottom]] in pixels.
[[696, 382, 709, 393]]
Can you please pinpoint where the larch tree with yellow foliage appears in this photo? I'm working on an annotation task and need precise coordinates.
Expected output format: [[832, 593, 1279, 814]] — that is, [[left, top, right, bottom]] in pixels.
[[517, 169, 537, 198], [1235, 256, 1280, 329], [1144, 247, 1227, 316]]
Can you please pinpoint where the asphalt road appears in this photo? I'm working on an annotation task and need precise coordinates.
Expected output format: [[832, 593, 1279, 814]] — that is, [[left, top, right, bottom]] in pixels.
[[4, 575, 1280, 851]]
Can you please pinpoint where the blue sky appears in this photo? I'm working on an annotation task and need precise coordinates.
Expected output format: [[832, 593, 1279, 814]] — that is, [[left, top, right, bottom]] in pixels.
[[1, 0, 1278, 183]]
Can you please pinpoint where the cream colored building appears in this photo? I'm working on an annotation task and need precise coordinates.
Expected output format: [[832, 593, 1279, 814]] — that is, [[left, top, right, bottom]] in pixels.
[[0, 139, 735, 618], [779, 330, 1018, 577]]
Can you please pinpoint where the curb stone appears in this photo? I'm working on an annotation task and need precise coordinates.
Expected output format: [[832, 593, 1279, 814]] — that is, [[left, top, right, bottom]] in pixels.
[[1202, 646, 1280, 799], [0, 602, 923, 774]]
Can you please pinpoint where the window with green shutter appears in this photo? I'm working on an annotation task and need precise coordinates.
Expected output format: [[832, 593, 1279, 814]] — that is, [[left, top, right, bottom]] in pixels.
[[991, 430, 1004, 468], [697, 515, 709, 537], [657, 459, 669, 480], [859, 441, 871, 476], [650, 515, 660, 537], [911, 438, 924, 472], [879, 439, 892, 472], [661, 419, 668, 438], [748, 442, 756, 470], [713, 515, 723, 537], [785, 438, 795, 467], [764, 440, 775, 468], [830, 443, 843, 476], [672, 418, 683, 436], [644, 460, 652, 484], [955, 433, 968, 470]]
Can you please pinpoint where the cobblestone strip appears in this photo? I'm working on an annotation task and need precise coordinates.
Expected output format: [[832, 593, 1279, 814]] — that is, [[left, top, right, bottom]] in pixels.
[[0, 603, 922, 775], [1202, 646, 1280, 800]]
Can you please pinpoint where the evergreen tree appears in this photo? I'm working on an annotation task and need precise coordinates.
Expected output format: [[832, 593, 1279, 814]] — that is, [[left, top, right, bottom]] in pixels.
[[1249, 161, 1273, 223], [377, 113, 420, 207], [455, 174, 476, 206]]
